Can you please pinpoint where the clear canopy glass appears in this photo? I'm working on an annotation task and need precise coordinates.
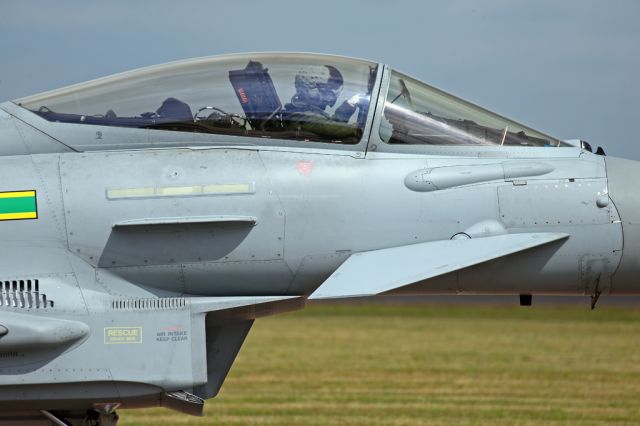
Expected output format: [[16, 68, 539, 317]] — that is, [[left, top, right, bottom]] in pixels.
[[17, 53, 379, 144], [380, 70, 567, 147]]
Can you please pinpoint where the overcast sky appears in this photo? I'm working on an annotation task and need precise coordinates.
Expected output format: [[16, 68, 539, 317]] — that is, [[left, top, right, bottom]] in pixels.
[[1, 1, 638, 158]]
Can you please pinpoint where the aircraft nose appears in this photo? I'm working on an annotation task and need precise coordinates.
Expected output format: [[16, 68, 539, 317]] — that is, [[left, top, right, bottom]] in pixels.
[[606, 156, 640, 293]]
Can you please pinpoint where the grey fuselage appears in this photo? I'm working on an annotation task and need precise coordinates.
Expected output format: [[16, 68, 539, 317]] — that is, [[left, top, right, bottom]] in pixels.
[[1, 101, 634, 299]]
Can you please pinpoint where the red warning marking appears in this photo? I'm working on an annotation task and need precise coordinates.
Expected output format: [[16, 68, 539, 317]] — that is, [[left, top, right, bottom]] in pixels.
[[238, 88, 249, 104], [296, 160, 314, 177], [160, 325, 183, 332]]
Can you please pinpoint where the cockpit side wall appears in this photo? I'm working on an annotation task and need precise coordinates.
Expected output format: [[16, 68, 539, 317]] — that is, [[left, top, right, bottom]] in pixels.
[[0, 104, 72, 155]]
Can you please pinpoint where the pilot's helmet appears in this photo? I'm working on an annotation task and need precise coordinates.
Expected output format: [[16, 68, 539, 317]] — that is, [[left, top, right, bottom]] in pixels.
[[294, 65, 343, 109]]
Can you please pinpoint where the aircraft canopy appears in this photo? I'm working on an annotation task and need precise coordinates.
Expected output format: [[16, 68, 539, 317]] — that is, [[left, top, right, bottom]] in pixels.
[[15, 52, 565, 148], [16, 53, 378, 144], [380, 70, 566, 147]]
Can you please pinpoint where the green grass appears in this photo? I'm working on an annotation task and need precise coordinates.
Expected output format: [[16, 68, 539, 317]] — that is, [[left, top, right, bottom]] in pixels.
[[121, 303, 640, 425]]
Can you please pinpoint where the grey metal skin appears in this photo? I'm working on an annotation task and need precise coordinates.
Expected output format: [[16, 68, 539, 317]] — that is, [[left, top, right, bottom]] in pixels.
[[0, 57, 636, 425]]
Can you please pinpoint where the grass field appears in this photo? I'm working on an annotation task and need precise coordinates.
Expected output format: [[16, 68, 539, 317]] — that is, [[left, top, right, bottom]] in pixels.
[[121, 303, 640, 425]]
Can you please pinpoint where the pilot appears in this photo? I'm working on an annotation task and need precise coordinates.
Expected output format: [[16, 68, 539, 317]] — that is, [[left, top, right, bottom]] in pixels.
[[282, 65, 363, 141]]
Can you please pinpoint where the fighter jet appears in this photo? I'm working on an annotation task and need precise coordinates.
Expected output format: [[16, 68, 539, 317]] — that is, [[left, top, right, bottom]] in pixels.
[[0, 52, 636, 425]]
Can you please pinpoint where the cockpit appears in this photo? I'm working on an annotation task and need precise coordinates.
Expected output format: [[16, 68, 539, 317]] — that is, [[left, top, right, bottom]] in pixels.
[[16, 53, 377, 145], [14, 52, 567, 149]]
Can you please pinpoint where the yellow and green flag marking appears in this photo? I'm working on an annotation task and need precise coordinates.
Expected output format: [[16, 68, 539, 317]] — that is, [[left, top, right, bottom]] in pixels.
[[0, 190, 37, 221]]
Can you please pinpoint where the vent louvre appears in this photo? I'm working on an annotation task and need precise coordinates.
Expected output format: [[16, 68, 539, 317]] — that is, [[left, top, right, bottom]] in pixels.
[[111, 297, 187, 311], [0, 279, 53, 309]]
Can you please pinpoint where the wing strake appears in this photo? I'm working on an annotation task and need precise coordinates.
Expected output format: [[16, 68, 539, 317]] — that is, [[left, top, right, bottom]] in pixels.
[[309, 233, 569, 299]]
